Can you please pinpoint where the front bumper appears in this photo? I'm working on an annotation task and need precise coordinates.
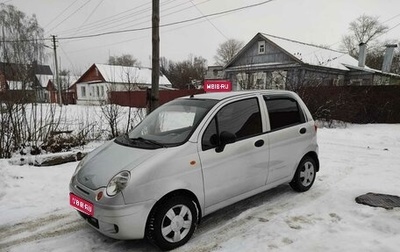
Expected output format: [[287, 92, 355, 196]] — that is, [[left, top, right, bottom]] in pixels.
[[69, 181, 155, 240]]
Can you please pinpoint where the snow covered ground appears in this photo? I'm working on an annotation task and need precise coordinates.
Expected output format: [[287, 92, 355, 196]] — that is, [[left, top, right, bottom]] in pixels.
[[1, 124, 400, 252]]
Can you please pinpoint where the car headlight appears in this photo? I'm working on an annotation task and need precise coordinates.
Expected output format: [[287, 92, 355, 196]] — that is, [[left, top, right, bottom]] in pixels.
[[106, 171, 131, 197]]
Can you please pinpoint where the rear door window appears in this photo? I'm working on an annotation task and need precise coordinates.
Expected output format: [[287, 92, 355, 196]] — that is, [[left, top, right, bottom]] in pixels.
[[264, 97, 305, 130]]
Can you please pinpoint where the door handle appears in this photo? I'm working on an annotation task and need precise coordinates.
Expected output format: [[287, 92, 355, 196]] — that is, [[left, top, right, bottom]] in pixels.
[[254, 139, 264, 147], [299, 128, 307, 134]]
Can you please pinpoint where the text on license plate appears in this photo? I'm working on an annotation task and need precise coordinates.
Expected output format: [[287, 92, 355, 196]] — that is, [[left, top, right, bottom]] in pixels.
[[70, 193, 94, 216]]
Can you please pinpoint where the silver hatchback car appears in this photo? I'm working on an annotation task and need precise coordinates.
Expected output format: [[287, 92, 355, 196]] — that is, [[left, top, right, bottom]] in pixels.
[[69, 90, 319, 250]]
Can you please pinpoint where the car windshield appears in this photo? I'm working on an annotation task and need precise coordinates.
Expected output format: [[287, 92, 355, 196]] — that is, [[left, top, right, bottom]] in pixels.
[[115, 98, 218, 149]]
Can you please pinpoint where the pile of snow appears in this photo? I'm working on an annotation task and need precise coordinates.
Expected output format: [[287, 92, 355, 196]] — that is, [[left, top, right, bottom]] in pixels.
[[1, 124, 400, 251]]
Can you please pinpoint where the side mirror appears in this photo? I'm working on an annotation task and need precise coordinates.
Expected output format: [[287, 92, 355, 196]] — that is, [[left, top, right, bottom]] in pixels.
[[216, 131, 236, 153]]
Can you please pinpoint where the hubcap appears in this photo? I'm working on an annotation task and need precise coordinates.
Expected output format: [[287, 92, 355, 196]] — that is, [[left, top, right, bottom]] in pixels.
[[299, 161, 315, 187], [161, 204, 192, 243]]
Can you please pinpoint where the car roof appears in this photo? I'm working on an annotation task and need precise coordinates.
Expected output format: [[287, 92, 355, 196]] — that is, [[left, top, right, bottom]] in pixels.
[[184, 90, 296, 101]]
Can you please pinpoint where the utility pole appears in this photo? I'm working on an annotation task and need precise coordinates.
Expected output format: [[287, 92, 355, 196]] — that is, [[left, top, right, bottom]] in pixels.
[[149, 0, 160, 114], [52, 35, 62, 105]]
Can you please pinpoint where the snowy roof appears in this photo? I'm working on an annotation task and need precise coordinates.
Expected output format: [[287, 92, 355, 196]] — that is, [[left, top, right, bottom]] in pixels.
[[36, 74, 53, 88], [95, 64, 172, 86], [260, 33, 360, 71]]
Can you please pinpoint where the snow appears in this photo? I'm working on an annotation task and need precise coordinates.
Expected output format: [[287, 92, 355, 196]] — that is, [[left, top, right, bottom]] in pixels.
[[261, 33, 361, 71], [1, 123, 400, 251], [95, 63, 172, 86]]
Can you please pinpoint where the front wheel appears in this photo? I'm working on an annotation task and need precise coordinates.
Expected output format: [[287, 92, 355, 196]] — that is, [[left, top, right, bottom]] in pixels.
[[290, 156, 317, 192], [146, 195, 198, 251]]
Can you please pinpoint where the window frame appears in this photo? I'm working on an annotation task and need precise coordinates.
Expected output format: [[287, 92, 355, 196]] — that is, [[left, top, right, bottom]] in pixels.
[[258, 41, 266, 54], [263, 95, 306, 131], [81, 86, 86, 97], [201, 97, 263, 151]]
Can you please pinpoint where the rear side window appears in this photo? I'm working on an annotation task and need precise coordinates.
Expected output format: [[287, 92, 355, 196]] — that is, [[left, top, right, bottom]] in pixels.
[[264, 97, 305, 130]]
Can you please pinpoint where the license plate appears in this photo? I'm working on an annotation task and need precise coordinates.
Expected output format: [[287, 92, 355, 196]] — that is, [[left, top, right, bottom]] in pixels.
[[70, 193, 94, 216]]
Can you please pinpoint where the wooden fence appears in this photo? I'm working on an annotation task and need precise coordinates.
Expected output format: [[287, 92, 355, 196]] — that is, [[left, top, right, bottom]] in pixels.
[[298, 85, 400, 123], [109, 89, 205, 108]]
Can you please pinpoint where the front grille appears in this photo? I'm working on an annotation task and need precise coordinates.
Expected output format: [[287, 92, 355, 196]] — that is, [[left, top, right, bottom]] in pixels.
[[78, 211, 99, 229], [76, 185, 90, 195]]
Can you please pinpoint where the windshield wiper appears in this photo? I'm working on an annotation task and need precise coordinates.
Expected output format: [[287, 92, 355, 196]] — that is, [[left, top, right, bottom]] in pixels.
[[129, 137, 165, 148]]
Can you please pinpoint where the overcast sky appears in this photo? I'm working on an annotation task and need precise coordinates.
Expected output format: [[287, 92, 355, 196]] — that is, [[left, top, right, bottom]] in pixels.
[[3, 0, 400, 74]]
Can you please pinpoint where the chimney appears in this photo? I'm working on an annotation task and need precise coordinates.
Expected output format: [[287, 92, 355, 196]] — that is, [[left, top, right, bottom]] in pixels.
[[381, 44, 398, 73], [358, 43, 367, 68]]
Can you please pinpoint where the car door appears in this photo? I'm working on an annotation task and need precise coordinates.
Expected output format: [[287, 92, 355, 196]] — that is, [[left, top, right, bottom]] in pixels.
[[264, 95, 313, 184], [198, 97, 269, 209]]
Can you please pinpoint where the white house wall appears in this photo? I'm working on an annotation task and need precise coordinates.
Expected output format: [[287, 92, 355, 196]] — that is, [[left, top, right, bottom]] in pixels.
[[76, 82, 108, 105], [76, 82, 141, 105]]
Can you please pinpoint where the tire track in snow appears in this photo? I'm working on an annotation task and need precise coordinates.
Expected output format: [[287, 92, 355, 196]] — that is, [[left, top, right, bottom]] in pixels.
[[176, 185, 295, 252], [178, 184, 328, 252], [0, 212, 85, 250]]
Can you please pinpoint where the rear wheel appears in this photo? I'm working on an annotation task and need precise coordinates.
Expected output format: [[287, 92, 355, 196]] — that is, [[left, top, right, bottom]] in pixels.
[[290, 156, 317, 192], [146, 195, 197, 251]]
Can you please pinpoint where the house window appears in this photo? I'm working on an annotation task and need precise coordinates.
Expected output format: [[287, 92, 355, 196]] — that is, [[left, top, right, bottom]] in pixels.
[[96, 86, 100, 97], [100, 86, 104, 97], [350, 79, 362, 86], [258, 41, 266, 54], [213, 69, 219, 77], [81, 86, 86, 97]]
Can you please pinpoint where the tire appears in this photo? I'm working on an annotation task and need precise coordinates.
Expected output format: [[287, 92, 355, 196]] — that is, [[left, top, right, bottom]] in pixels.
[[146, 195, 198, 251], [290, 156, 317, 192]]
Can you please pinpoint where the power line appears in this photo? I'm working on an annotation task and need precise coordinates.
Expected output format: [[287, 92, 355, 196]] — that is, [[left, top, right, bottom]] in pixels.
[[56, 1, 152, 36], [2, 0, 275, 44], [189, 0, 228, 39], [58, 0, 276, 41], [44, 0, 80, 29], [58, 0, 208, 39], [73, 0, 105, 35], [374, 13, 400, 41], [46, 0, 93, 35], [65, 14, 223, 55], [383, 13, 400, 24], [56, 0, 184, 38]]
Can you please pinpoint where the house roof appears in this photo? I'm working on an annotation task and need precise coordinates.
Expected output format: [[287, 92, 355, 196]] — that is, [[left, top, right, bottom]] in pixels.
[[34, 64, 53, 75], [94, 64, 172, 86], [0, 62, 52, 81], [226, 33, 375, 73], [259, 33, 360, 71], [35, 74, 53, 88]]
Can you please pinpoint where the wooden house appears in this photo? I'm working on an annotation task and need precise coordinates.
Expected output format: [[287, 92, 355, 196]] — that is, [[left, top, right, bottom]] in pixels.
[[72, 64, 173, 105], [0, 62, 53, 102], [224, 33, 400, 90]]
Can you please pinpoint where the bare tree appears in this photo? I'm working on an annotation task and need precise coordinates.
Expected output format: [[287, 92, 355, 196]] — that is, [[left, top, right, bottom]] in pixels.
[[340, 15, 400, 74], [108, 54, 141, 67], [340, 14, 388, 57], [99, 66, 142, 138], [214, 39, 244, 66], [161, 55, 207, 89], [0, 3, 49, 158], [350, 15, 388, 44]]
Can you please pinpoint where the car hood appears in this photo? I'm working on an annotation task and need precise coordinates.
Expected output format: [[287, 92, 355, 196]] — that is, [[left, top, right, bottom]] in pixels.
[[77, 140, 165, 190]]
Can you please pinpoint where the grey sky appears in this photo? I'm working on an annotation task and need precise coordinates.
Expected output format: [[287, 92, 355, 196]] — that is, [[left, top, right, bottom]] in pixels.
[[4, 0, 400, 74]]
